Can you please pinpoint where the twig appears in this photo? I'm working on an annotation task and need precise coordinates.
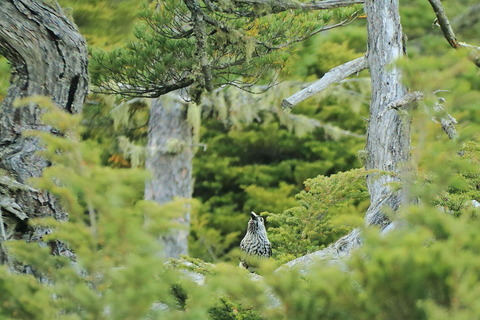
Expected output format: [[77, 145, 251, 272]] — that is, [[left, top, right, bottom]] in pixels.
[[259, 17, 357, 51], [281, 56, 368, 111]]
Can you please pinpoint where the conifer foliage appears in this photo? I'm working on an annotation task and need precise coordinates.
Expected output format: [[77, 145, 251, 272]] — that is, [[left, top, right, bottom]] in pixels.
[[3, 97, 189, 319], [90, 0, 361, 100]]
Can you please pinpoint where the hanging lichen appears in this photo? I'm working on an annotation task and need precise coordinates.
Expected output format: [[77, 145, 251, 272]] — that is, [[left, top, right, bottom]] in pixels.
[[110, 101, 131, 130], [118, 136, 146, 168], [165, 138, 187, 154]]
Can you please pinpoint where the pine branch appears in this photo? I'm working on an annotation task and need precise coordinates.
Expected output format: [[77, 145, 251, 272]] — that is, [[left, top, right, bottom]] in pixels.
[[281, 56, 368, 111], [232, 0, 364, 13], [201, 0, 363, 17], [93, 78, 195, 98], [92, 0, 363, 99], [258, 16, 357, 51]]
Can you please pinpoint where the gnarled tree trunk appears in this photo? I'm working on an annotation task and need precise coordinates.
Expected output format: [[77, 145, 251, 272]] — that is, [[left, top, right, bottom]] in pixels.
[[0, 0, 88, 268], [145, 93, 193, 258]]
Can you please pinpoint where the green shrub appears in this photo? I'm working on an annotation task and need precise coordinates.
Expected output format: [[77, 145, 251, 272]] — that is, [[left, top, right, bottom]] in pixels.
[[268, 169, 369, 263]]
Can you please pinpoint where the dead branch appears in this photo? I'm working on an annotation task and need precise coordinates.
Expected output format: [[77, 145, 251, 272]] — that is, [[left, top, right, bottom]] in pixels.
[[387, 91, 424, 110], [427, 0, 480, 67], [281, 56, 368, 111]]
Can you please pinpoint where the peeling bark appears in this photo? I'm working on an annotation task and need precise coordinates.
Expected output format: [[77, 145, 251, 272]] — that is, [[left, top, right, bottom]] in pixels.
[[145, 93, 193, 258], [0, 0, 88, 267]]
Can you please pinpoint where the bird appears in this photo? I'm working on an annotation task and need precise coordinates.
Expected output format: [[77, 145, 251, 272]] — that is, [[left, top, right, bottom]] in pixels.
[[239, 211, 271, 270]]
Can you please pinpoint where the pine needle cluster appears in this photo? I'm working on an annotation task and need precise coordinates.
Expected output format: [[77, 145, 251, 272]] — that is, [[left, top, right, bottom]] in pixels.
[[90, 0, 361, 100]]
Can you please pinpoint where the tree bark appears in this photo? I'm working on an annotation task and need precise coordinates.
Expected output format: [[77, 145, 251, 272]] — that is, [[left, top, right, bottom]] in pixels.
[[145, 93, 193, 258], [0, 0, 88, 267], [363, 0, 409, 227]]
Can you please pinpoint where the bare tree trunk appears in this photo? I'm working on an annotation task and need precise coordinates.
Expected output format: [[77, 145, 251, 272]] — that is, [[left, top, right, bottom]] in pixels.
[[285, 0, 410, 271], [364, 0, 410, 227], [145, 93, 193, 258], [0, 0, 88, 268]]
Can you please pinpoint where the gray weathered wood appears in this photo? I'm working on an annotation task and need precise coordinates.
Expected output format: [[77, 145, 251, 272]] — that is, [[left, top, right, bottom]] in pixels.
[[279, 0, 411, 271], [0, 0, 88, 266], [281, 56, 368, 111], [363, 0, 409, 228], [144, 93, 193, 258], [282, 228, 362, 271]]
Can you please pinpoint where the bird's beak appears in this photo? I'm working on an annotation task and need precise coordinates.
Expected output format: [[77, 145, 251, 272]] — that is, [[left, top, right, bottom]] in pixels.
[[250, 211, 258, 220]]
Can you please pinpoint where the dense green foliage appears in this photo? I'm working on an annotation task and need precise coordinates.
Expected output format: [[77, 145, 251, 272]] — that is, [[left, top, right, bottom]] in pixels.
[[58, 0, 139, 48], [189, 24, 370, 261], [3, 97, 188, 319], [78, 74, 370, 263], [190, 110, 367, 262], [79, 21, 371, 262], [1, 1, 480, 319], [268, 169, 369, 263], [3, 81, 480, 319]]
